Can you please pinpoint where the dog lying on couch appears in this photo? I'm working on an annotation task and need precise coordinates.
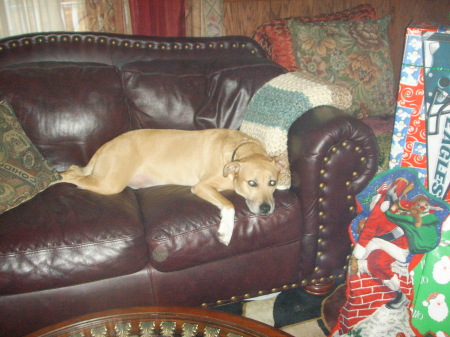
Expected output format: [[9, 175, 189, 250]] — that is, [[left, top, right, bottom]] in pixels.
[[0, 32, 378, 336], [58, 128, 287, 245]]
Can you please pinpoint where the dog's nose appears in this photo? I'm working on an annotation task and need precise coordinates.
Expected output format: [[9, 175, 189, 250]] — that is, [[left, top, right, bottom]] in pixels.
[[259, 203, 271, 215]]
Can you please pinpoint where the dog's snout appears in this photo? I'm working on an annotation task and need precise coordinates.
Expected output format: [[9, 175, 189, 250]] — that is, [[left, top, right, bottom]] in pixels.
[[259, 203, 271, 215]]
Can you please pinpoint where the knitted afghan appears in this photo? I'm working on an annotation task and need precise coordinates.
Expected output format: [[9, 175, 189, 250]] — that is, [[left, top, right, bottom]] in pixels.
[[240, 71, 352, 189]]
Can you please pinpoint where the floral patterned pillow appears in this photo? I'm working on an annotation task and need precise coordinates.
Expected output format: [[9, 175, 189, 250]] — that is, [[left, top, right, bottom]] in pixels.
[[252, 4, 377, 71], [0, 101, 61, 214], [288, 16, 396, 118]]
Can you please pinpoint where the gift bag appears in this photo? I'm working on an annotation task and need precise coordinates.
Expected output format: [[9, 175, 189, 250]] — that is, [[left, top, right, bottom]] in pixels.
[[330, 168, 450, 337]]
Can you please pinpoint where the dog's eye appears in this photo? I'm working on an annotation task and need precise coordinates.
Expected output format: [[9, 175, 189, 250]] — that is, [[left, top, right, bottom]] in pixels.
[[269, 180, 277, 186], [248, 180, 257, 187]]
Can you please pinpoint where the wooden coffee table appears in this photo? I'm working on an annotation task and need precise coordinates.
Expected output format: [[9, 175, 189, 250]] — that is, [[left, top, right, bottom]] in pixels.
[[26, 306, 294, 337]]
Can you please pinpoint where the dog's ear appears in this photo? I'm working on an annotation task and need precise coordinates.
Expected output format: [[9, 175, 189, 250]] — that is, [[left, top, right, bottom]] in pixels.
[[272, 156, 288, 170], [223, 162, 240, 177]]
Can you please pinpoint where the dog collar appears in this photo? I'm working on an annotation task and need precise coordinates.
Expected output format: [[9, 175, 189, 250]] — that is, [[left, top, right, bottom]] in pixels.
[[231, 142, 254, 162]]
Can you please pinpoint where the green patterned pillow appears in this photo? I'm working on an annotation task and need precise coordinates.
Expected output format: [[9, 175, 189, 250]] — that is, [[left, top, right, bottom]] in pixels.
[[0, 101, 61, 214], [288, 15, 396, 118]]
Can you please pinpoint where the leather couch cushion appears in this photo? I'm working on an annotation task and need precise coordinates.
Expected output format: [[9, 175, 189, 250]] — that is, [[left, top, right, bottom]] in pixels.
[[0, 184, 147, 296], [136, 185, 301, 272], [0, 63, 131, 172], [121, 59, 286, 130]]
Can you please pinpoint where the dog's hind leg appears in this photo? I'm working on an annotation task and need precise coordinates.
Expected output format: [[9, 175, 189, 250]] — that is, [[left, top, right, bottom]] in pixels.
[[191, 182, 235, 245]]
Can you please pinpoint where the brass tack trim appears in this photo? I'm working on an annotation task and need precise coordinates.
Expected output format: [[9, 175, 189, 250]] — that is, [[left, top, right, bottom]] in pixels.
[[347, 195, 352, 200], [86, 37, 93, 43], [110, 39, 117, 45], [251, 49, 256, 54], [216, 300, 223, 305], [331, 146, 338, 152], [240, 43, 246, 48], [271, 288, 278, 293], [99, 38, 106, 43], [352, 171, 358, 177], [0, 46, 4, 51], [208, 43, 214, 48], [318, 211, 324, 217], [318, 197, 324, 203], [317, 251, 323, 257], [311, 279, 317, 283], [360, 157, 366, 162], [342, 141, 349, 147], [318, 238, 323, 244], [173, 44, 179, 49], [195, 44, 201, 49], [319, 183, 325, 189], [314, 267, 320, 272], [323, 156, 329, 162], [291, 283, 299, 288], [346, 181, 351, 186], [232, 43, 238, 48], [320, 169, 326, 175], [49, 37, 56, 42], [24, 39, 31, 45], [184, 44, 190, 49], [346, 255, 352, 260], [343, 265, 348, 271], [37, 37, 44, 43], [282, 285, 290, 290], [319, 225, 325, 230], [201, 303, 207, 308], [329, 275, 335, 280], [355, 146, 361, 152], [147, 43, 153, 48], [62, 36, 68, 42], [301, 280, 308, 285], [10, 42, 17, 47], [338, 274, 345, 278], [160, 44, 166, 50], [349, 206, 355, 212], [244, 294, 251, 299], [134, 42, 141, 48], [231, 296, 238, 301], [320, 277, 326, 282], [257, 290, 264, 296], [219, 43, 224, 48]]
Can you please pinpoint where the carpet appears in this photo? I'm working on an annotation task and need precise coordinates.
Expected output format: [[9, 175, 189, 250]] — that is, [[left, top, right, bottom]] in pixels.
[[212, 282, 346, 337]]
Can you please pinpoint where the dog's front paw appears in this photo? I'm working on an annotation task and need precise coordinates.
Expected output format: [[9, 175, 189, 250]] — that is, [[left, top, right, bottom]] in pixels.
[[218, 207, 235, 245]]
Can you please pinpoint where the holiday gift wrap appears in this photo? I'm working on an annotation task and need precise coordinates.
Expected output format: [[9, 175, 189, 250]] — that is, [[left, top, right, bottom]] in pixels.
[[423, 32, 450, 202], [389, 23, 450, 186]]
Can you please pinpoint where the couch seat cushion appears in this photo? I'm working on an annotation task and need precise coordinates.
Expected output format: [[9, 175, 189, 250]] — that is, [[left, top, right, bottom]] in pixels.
[[0, 184, 147, 296], [137, 185, 301, 272]]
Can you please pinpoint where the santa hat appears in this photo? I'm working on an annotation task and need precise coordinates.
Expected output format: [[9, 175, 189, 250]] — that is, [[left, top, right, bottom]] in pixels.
[[422, 292, 440, 306]]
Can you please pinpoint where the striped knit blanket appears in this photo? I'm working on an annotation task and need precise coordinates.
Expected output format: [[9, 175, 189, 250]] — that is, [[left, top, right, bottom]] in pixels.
[[240, 71, 352, 189]]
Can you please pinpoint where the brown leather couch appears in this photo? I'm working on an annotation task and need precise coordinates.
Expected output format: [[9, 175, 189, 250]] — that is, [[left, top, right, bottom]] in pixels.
[[0, 32, 378, 336]]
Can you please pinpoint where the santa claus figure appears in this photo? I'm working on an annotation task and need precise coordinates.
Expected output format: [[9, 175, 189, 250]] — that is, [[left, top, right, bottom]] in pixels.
[[422, 293, 449, 323], [433, 255, 450, 285]]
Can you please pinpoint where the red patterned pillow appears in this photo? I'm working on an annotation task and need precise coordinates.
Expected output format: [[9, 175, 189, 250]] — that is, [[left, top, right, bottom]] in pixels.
[[252, 4, 377, 71]]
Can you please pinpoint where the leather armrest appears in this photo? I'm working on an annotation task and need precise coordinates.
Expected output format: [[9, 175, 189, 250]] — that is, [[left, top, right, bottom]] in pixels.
[[287, 105, 378, 284]]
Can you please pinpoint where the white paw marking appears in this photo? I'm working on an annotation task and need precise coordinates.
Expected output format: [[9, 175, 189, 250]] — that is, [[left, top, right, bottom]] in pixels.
[[218, 207, 235, 245]]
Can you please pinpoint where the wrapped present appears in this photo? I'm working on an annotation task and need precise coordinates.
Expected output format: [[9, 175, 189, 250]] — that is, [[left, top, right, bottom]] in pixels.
[[389, 23, 450, 187], [424, 32, 450, 201]]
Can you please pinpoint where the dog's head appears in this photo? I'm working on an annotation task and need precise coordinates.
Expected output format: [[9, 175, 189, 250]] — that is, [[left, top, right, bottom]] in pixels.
[[223, 154, 287, 216]]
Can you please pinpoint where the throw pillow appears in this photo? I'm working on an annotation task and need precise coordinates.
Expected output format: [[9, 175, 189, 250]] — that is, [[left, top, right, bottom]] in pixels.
[[288, 15, 396, 118], [252, 4, 377, 71], [0, 101, 61, 214]]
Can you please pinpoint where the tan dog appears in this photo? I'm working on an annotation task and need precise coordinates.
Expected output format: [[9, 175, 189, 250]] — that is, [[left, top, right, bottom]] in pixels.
[[58, 129, 287, 245]]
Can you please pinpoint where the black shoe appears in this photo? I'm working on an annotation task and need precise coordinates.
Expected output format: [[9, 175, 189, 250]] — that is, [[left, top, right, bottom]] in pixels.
[[386, 290, 408, 309]]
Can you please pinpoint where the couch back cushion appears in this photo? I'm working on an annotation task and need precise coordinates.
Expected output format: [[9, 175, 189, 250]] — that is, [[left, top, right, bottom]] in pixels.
[[122, 58, 285, 130], [0, 63, 130, 171]]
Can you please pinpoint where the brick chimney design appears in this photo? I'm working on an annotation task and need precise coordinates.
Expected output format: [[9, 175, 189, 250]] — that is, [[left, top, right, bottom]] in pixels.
[[339, 271, 413, 334]]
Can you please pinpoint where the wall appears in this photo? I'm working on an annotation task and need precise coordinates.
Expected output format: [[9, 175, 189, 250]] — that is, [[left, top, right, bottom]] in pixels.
[[223, 0, 450, 86]]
